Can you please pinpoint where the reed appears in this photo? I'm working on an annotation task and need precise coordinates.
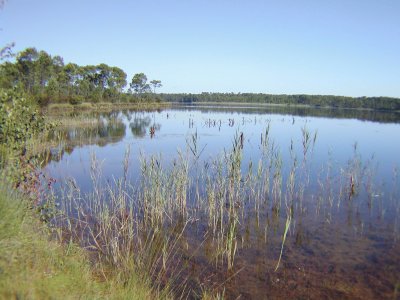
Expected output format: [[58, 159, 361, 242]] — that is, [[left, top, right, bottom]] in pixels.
[[36, 119, 395, 296], [225, 217, 238, 270], [52, 151, 197, 297], [275, 208, 292, 271]]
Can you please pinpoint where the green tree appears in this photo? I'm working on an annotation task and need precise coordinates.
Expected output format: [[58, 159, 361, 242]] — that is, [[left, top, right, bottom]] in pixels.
[[130, 73, 150, 95], [104, 67, 126, 102], [36, 50, 53, 93], [0, 61, 19, 89], [52, 55, 64, 76], [0, 46, 162, 105], [110, 67, 127, 92], [56, 63, 79, 99], [16, 47, 39, 93], [150, 79, 162, 93]]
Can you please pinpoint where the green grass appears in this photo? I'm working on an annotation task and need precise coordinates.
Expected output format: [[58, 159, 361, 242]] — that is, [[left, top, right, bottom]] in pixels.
[[0, 180, 156, 300]]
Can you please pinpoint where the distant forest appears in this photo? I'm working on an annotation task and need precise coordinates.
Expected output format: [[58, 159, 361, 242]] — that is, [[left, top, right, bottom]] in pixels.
[[160, 93, 400, 111]]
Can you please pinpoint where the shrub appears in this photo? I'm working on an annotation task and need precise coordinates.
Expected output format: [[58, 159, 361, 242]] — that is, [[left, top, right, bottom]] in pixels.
[[0, 88, 44, 150], [68, 95, 84, 105]]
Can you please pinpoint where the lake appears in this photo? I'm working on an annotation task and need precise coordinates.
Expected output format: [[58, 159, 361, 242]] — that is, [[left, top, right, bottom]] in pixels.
[[43, 105, 400, 299]]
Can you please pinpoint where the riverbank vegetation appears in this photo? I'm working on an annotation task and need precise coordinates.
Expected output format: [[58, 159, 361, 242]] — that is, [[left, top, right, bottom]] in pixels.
[[0, 181, 158, 299], [0, 88, 172, 299], [44, 101, 170, 116], [161, 92, 400, 111]]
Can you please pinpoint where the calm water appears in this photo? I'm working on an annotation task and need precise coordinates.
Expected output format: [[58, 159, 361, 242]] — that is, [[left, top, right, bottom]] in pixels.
[[44, 106, 400, 299]]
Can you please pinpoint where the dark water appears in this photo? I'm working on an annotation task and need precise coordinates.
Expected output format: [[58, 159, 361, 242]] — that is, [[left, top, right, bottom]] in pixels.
[[44, 106, 400, 299]]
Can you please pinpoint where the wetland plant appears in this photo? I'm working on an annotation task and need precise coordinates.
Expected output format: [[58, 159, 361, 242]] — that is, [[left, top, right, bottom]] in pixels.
[[46, 121, 396, 296], [275, 208, 292, 271]]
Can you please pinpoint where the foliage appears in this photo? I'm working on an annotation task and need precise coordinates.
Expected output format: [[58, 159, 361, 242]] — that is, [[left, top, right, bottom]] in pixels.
[[150, 79, 162, 93], [130, 72, 151, 95], [0, 47, 163, 106], [0, 88, 44, 152], [160, 92, 400, 111]]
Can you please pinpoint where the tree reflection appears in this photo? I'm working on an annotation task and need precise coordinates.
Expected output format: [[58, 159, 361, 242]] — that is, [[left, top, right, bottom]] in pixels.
[[41, 116, 126, 164], [129, 115, 161, 138], [130, 116, 151, 138]]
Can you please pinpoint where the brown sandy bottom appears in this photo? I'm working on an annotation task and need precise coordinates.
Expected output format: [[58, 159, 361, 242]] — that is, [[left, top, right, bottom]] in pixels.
[[169, 219, 400, 300]]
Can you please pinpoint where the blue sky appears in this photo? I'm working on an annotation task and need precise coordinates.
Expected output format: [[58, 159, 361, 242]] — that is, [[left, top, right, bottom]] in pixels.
[[1, 0, 400, 97]]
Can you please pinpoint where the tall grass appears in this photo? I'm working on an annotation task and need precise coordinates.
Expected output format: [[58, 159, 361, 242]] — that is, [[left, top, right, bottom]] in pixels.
[[33, 120, 400, 297], [56, 151, 194, 298], [0, 178, 158, 299]]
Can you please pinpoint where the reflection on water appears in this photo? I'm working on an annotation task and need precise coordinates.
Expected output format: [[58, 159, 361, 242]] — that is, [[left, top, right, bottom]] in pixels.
[[43, 105, 400, 299], [129, 114, 161, 138], [182, 103, 400, 124], [43, 114, 126, 162]]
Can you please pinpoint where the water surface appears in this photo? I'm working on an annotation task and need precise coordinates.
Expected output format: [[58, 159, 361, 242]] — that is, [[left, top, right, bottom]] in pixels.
[[44, 105, 400, 299]]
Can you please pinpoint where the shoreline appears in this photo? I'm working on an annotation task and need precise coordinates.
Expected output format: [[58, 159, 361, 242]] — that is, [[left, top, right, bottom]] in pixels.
[[43, 101, 171, 115], [169, 101, 400, 113]]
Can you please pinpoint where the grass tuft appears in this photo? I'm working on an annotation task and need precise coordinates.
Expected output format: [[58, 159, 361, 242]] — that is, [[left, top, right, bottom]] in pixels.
[[0, 179, 157, 299]]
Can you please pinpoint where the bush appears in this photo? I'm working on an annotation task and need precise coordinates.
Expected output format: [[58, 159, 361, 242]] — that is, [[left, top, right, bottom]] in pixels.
[[0, 88, 44, 150], [68, 95, 84, 105], [35, 93, 52, 107]]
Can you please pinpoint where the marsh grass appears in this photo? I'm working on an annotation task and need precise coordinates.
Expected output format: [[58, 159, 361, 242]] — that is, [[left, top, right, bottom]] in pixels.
[[0, 177, 159, 300], [46, 101, 170, 115], [33, 120, 400, 297], [275, 208, 292, 271], [46, 114, 102, 128], [53, 151, 196, 298]]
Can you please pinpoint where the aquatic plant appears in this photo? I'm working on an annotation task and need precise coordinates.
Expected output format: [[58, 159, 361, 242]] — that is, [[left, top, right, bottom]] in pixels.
[[275, 208, 291, 271], [38, 117, 400, 298]]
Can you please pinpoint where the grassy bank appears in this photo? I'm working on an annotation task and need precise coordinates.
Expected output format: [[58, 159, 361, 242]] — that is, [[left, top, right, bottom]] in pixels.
[[0, 88, 173, 299], [44, 101, 171, 115], [0, 179, 157, 299]]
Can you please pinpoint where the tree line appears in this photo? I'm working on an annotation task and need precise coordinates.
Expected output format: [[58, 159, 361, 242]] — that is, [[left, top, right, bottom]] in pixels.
[[0, 47, 162, 105], [160, 92, 400, 111], [2, 47, 399, 111]]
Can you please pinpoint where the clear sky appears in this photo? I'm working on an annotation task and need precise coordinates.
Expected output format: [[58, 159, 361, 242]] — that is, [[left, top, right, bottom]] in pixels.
[[1, 0, 400, 97]]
